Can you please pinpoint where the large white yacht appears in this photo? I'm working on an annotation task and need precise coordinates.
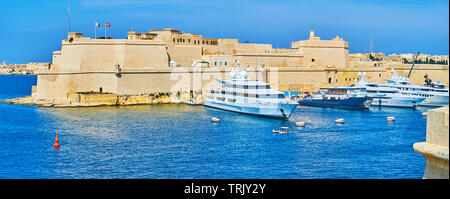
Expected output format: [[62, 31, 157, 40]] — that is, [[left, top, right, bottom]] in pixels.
[[379, 69, 449, 107], [352, 73, 425, 108], [204, 66, 299, 119]]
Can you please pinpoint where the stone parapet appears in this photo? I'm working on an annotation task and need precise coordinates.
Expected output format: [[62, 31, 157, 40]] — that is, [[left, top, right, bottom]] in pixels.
[[414, 106, 449, 179]]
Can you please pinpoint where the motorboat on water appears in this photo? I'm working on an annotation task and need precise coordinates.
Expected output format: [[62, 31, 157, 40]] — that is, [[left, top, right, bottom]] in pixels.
[[273, 127, 291, 134], [204, 64, 299, 119], [184, 99, 203, 105], [299, 87, 372, 109]]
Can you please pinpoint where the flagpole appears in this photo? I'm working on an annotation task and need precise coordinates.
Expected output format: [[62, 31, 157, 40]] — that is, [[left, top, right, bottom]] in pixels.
[[105, 21, 107, 39], [68, 0, 71, 33], [94, 24, 97, 39]]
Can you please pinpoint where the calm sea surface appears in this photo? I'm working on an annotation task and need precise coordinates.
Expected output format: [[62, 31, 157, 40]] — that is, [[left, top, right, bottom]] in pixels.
[[0, 75, 430, 179]]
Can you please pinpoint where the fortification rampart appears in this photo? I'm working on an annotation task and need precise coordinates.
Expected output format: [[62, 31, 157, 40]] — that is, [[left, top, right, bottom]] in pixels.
[[3, 29, 448, 107], [414, 106, 449, 179]]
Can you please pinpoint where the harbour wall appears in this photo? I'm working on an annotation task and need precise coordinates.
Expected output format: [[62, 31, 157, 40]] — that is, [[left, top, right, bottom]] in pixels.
[[414, 106, 449, 179], [33, 64, 448, 102]]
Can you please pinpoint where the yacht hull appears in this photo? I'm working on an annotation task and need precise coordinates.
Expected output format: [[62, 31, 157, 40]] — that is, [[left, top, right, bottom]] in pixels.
[[204, 100, 298, 119], [370, 97, 425, 108], [299, 97, 372, 109], [419, 95, 449, 107]]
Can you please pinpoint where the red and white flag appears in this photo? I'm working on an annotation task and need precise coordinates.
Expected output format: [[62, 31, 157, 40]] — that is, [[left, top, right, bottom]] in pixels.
[[95, 22, 101, 27], [106, 22, 111, 28]]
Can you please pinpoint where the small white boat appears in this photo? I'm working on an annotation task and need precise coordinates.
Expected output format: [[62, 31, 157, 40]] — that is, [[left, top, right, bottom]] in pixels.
[[273, 127, 291, 134], [386, 116, 395, 122], [185, 99, 203, 106], [296, 122, 306, 127], [335, 118, 345, 124], [421, 112, 427, 117], [211, 117, 220, 123]]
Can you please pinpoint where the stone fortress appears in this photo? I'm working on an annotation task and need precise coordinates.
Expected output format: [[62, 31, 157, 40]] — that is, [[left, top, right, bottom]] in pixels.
[[5, 27, 449, 106]]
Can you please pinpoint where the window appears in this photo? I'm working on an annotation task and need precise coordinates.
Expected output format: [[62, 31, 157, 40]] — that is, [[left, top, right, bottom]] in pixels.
[[225, 61, 227, 66], [173, 38, 175, 42], [312, 58, 315, 62], [188, 39, 190, 43], [328, 77, 332, 84], [214, 61, 217, 66], [220, 62, 222, 66]]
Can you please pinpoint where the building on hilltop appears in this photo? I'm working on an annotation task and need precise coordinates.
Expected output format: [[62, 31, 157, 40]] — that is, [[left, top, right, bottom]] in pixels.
[[124, 28, 350, 68]]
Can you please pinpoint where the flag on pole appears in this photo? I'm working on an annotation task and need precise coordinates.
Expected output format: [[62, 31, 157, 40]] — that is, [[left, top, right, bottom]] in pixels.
[[104, 22, 111, 38], [95, 22, 101, 39]]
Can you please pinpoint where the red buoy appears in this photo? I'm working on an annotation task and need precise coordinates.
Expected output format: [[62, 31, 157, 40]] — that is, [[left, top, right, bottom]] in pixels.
[[53, 132, 60, 148]]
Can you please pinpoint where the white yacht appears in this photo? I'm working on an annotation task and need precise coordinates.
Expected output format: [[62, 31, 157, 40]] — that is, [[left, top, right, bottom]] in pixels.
[[380, 69, 449, 107], [204, 66, 299, 119], [352, 72, 425, 108]]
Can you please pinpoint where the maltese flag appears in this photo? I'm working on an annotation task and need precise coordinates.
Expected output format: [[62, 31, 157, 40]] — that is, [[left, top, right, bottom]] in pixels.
[[106, 22, 111, 28], [95, 22, 101, 27]]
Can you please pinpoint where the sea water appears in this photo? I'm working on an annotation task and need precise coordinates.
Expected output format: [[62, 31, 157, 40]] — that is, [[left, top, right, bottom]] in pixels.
[[0, 75, 429, 179]]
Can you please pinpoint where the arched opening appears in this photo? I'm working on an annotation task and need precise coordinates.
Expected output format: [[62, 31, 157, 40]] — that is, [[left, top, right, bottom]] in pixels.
[[99, 87, 103, 93], [328, 77, 332, 84], [312, 58, 315, 62]]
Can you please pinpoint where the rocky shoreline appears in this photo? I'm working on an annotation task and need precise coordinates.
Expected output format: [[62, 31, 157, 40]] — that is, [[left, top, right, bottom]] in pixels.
[[1, 92, 206, 108]]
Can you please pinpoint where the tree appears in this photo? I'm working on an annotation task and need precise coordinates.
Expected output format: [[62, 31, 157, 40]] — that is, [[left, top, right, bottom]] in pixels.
[[402, 58, 409, 64]]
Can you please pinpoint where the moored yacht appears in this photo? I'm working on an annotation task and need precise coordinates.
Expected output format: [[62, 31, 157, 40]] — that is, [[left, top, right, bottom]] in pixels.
[[380, 69, 449, 107], [352, 72, 425, 108], [204, 66, 298, 119], [299, 87, 372, 109]]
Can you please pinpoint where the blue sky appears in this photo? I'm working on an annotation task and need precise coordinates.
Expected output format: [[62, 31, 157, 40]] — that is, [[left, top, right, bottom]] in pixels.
[[0, 0, 448, 64]]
